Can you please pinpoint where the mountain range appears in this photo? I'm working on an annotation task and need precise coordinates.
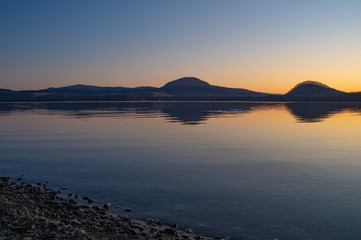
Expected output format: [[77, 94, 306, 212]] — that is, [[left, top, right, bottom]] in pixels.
[[0, 77, 360, 102]]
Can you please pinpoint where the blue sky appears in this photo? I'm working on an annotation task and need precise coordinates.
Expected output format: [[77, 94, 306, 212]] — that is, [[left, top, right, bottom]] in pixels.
[[1, 0, 361, 93]]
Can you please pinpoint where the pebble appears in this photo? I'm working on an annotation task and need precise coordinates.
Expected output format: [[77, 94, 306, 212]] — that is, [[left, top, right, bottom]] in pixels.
[[70, 219, 81, 225], [103, 203, 111, 209], [147, 218, 155, 224], [164, 227, 177, 235], [83, 196, 95, 203]]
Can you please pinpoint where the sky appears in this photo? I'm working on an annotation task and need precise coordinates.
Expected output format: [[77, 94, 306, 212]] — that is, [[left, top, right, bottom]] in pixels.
[[1, 0, 361, 93]]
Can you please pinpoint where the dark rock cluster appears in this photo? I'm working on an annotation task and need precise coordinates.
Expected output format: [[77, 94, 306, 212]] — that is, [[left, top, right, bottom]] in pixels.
[[0, 177, 215, 240]]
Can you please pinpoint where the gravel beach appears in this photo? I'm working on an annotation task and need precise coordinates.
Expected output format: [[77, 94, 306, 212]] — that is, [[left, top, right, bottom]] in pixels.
[[0, 177, 217, 240]]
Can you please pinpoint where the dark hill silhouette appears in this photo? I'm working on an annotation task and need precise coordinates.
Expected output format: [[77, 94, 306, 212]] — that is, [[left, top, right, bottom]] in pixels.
[[41, 84, 152, 95], [0, 89, 13, 92], [162, 77, 210, 88], [161, 77, 265, 97], [40, 77, 263, 97], [2, 77, 361, 102], [286, 81, 344, 97], [0, 77, 268, 101]]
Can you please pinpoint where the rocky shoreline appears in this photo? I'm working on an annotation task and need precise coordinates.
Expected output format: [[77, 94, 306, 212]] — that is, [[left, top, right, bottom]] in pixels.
[[0, 177, 216, 240]]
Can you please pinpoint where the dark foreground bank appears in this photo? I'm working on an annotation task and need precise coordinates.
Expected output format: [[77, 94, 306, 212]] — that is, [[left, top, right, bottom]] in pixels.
[[0, 177, 217, 240]]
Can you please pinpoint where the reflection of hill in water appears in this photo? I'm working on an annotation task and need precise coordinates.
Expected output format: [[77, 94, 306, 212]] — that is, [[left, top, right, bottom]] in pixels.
[[1, 102, 361, 124], [159, 102, 282, 124], [285, 102, 361, 123], [0, 102, 281, 125]]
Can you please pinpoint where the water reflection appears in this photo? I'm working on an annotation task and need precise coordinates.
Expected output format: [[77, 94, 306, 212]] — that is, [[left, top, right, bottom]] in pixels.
[[2, 101, 361, 240], [285, 102, 361, 123], [0, 101, 361, 124]]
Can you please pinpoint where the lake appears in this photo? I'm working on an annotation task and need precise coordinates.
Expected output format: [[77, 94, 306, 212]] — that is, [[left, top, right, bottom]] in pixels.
[[1, 101, 361, 240]]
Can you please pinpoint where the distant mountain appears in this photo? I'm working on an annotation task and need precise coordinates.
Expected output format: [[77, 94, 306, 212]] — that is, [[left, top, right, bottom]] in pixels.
[[0, 88, 13, 93], [162, 77, 210, 88], [0, 77, 267, 101], [160, 77, 265, 97], [1, 77, 360, 102], [0, 89, 15, 99], [43, 84, 128, 93], [286, 81, 344, 97], [40, 84, 158, 95]]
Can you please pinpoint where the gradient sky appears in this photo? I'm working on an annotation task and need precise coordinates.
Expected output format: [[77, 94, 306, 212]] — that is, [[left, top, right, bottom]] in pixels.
[[1, 0, 361, 93]]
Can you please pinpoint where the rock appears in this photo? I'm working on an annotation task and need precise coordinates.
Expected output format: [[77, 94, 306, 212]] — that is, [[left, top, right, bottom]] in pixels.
[[92, 206, 100, 210], [127, 228, 139, 235], [103, 203, 111, 210], [70, 219, 81, 226], [1, 176, 9, 182], [124, 208, 132, 212], [146, 218, 155, 224], [83, 196, 95, 203], [164, 227, 177, 235]]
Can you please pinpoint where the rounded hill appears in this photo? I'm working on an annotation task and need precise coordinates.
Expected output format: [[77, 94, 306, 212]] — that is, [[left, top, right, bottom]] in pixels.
[[287, 81, 344, 97], [162, 77, 210, 89]]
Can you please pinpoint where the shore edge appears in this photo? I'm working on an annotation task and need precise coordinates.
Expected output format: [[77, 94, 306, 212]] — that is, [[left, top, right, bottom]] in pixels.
[[0, 176, 219, 240]]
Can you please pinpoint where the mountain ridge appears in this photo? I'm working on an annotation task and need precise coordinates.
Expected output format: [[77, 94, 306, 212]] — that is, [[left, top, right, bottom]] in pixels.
[[0, 77, 359, 102]]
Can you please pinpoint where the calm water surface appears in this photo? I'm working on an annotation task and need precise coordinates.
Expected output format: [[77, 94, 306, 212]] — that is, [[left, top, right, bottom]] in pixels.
[[1, 102, 361, 240]]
